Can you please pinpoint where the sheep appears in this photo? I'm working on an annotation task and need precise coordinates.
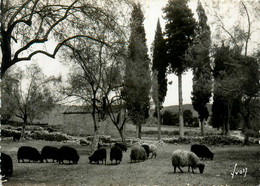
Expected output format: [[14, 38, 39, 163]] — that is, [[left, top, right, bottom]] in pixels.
[[1, 152, 13, 178], [58, 146, 79, 164], [17, 146, 43, 163], [89, 148, 107, 164], [130, 145, 146, 163], [114, 142, 127, 152], [172, 150, 205, 174], [149, 144, 157, 158], [191, 144, 214, 160], [141, 144, 150, 159], [41, 146, 59, 163], [110, 145, 122, 165]]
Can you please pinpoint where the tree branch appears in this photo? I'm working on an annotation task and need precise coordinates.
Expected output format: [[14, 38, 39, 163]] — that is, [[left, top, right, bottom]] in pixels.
[[13, 35, 110, 63], [241, 1, 250, 56]]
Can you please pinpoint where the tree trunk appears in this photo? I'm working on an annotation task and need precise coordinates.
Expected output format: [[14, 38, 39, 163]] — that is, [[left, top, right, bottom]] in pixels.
[[243, 114, 251, 145], [178, 72, 184, 137], [91, 114, 100, 153], [118, 110, 126, 144], [136, 123, 141, 139], [226, 101, 233, 136], [138, 124, 142, 139], [201, 118, 205, 136], [21, 114, 28, 140], [91, 123, 100, 153], [244, 131, 249, 145], [157, 104, 161, 140], [119, 128, 126, 145]]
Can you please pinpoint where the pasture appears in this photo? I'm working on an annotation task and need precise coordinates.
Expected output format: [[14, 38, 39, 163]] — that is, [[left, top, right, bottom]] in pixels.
[[1, 139, 260, 185]]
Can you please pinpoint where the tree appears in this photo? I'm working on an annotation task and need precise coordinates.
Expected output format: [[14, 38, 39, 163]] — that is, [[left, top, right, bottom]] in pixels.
[[183, 109, 193, 126], [187, 0, 212, 136], [151, 19, 168, 140], [212, 44, 241, 135], [63, 36, 127, 151], [123, 3, 151, 139], [212, 44, 259, 137], [237, 55, 260, 144], [1, 64, 61, 139], [163, 0, 196, 137], [205, 1, 260, 56], [0, 0, 126, 78]]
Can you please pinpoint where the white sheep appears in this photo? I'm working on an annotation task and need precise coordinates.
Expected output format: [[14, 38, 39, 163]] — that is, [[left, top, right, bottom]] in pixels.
[[148, 144, 157, 158], [172, 150, 205, 174]]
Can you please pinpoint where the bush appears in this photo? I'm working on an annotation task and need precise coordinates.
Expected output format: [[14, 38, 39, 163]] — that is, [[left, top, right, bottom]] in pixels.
[[162, 111, 178, 126], [163, 135, 245, 145], [1, 128, 20, 137], [29, 131, 69, 142]]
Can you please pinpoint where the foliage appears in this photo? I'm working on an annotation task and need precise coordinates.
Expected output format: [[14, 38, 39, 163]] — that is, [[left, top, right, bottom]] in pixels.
[[188, 0, 212, 129], [162, 110, 178, 126], [123, 3, 151, 138], [151, 19, 168, 105], [1, 64, 61, 126], [163, 0, 196, 74], [183, 109, 193, 125]]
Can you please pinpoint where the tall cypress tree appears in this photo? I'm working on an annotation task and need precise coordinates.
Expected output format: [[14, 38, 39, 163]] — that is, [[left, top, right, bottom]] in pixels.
[[123, 3, 151, 139], [163, 0, 196, 137], [152, 19, 168, 140], [190, 0, 212, 136]]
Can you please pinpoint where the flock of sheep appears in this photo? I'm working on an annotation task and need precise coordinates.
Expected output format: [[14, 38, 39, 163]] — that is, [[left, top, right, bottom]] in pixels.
[[1, 142, 214, 181]]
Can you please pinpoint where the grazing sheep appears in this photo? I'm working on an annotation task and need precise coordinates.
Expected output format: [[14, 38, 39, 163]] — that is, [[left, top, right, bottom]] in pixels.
[[17, 146, 43, 163], [141, 144, 150, 159], [110, 145, 122, 165], [149, 144, 157, 158], [115, 142, 127, 152], [58, 146, 79, 164], [89, 148, 107, 164], [191, 144, 214, 160], [1, 153, 13, 178], [172, 150, 205, 174], [41, 146, 59, 163], [130, 145, 146, 163]]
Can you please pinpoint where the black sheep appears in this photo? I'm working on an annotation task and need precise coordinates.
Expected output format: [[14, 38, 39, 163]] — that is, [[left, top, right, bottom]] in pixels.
[[17, 146, 43, 163], [58, 146, 79, 164], [41, 146, 59, 163], [1, 152, 13, 178], [141, 144, 150, 159], [89, 148, 107, 164], [110, 145, 122, 165], [191, 144, 214, 160], [115, 142, 127, 152]]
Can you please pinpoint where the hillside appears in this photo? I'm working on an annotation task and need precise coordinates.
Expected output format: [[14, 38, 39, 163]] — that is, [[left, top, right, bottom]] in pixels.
[[161, 103, 212, 118]]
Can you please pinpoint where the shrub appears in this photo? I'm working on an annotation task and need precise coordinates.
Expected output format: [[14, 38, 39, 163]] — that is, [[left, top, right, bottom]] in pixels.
[[162, 111, 178, 126], [29, 131, 69, 142]]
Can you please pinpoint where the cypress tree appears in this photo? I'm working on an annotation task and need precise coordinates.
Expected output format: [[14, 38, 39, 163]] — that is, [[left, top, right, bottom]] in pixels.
[[190, 0, 212, 136], [152, 19, 168, 140], [163, 0, 196, 137], [123, 3, 151, 139]]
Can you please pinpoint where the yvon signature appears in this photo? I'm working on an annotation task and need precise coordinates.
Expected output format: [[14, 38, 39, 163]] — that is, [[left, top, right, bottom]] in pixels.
[[231, 163, 247, 179]]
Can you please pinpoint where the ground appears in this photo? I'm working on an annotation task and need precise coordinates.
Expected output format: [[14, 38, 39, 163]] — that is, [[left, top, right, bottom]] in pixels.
[[1, 139, 260, 186]]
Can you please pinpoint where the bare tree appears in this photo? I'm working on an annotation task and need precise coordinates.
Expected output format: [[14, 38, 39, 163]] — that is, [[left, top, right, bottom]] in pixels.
[[1, 64, 61, 139]]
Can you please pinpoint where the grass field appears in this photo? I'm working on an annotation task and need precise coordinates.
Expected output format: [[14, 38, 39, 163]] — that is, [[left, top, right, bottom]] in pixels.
[[1, 139, 260, 186]]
